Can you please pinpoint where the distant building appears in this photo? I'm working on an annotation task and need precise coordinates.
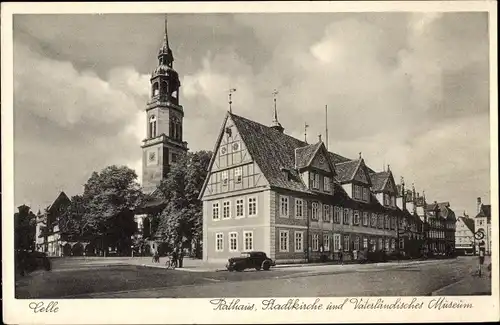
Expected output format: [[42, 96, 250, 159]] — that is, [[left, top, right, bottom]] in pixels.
[[474, 197, 491, 255], [423, 201, 456, 255], [455, 213, 475, 255], [35, 191, 94, 256]]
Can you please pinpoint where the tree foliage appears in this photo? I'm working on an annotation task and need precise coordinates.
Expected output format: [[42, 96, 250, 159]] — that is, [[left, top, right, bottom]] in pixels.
[[156, 150, 212, 252], [14, 205, 36, 251], [80, 165, 144, 253], [59, 195, 86, 241]]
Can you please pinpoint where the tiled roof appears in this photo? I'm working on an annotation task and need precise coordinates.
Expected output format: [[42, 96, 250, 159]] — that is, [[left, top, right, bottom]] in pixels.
[[476, 204, 491, 221], [295, 142, 322, 169], [459, 216, 475, 233], [370, 171, 390, 192], [335, 160, 360, 183], [231, 113, 312, 193], [47, 191, 71, 213]]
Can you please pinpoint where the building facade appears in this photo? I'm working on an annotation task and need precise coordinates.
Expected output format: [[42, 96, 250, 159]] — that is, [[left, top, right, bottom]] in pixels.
[[200, 112, 437, 264], [422, 201, 456, 255], [474, 197, 491, 255], [35, 191, 95, 257], [455, 214, 475, 255]]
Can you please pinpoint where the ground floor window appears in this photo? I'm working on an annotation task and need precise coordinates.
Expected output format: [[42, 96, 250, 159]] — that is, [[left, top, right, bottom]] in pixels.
[[391, 239, 396, 251], [244, 231, 253, 251], [363, 237, 368, 249], [312, 234, 319, 251], [378, 238, 383, 250], [384, 238, 390, 251], [399, 237, 404, 249], [295, 232, 303, 252], [229, 232, 238, 251], [333, 234, 341, 251], [370, 238, 376, 252], [343, 235, 350, 251], [323, 234, 330, 251], [216, 233, 224, 252], [354, 236, 360, 250], [279, 230, 289, 252]]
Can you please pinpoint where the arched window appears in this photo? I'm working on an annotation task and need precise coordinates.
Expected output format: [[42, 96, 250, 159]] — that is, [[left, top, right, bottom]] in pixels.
[[149, 115, 157, 138], [160, 81, 168, 97], [152, 83, 159, 97]]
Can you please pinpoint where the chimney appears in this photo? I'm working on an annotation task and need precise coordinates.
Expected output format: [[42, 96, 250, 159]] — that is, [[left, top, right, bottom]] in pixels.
[[477, 197, 482, 214]]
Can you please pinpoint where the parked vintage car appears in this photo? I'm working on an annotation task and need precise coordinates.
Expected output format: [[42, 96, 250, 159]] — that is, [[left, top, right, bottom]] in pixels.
[[226, 251, 275, 272], [16, 250, 52, 276]]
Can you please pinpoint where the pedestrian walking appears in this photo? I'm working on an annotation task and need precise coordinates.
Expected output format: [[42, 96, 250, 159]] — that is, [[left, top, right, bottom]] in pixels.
[[338, 248, 344, 265]]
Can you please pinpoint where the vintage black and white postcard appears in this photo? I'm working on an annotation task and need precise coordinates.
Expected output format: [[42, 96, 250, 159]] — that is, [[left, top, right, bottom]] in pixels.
[[2, 1, 498, 324]]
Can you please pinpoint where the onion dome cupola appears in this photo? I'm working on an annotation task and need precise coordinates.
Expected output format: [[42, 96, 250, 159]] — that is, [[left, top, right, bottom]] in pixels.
[[150, 16, 181, 106]]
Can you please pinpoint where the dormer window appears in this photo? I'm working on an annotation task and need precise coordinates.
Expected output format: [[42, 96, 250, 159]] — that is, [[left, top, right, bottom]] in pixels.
[[362, 188, 369, 201], [311, 173, 320, 189], [323, 176, 330, 192], [353, 185, 362, 200]]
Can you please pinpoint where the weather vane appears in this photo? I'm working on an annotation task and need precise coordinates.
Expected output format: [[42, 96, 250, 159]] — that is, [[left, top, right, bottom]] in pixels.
[[228, 88, 237, 113], [304, 122, 309, 143]]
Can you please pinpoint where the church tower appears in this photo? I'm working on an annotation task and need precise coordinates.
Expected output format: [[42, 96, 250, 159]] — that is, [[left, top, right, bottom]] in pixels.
[[142, 17, 188, 194]]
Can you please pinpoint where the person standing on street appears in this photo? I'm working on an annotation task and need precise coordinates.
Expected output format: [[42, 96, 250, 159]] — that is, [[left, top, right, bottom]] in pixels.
[[478, 246, 485, 277], [172, 248, 178, 268], [178, 247, 184, 268]]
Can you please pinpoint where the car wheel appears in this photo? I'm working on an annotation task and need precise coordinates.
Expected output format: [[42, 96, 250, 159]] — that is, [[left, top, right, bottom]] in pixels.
[[262, 261, 271, 271], [255, 266, 261, 271], [235, 266, 244, 272]]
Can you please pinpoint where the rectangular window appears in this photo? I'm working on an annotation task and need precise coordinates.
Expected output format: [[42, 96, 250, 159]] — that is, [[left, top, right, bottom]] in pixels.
[[399, 237, 404, 249], [378, 238, 383, 250], [235, 167, 242, 184], [229, 232, 238, 251], [363, 237, 368, 249], [323, 205, 330, 222], [370, 238, 376, 252], [216, 233, 224, 252], [248, 197, 257, 217], [362, 187, 369, 201], [323, 176, 330, 192], [223, 201, 231, 219], [323, 234, 330, 251], [362, 212, 368, 226], [353, 210, 360, 225], [244, 231, 253, 251], [312, 234, 319, 251], [312, 202, 319, 220], [343, 208, 350, 225], [280, 196, 289, 218], [279, 230, 289, 252], [236, 199, 244, 218], [333, 234, 341, 251], [212, 202, 220, 220], [295, 199, 303, 219], [371, 213, 377, 227], [343, 235, 350, 251], [384, 215, 390, 229], [391, 196, 396, 207], [311, 173, 320, 189], [294, 231, 304, 252], [354, 236, 360, 251], [391, 216, 396, 230], [333, 207, 341, 223], [221, 170, 229, 186], [378, 215, 384, 228]]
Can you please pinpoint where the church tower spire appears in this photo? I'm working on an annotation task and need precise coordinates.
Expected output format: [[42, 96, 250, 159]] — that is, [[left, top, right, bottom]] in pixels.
[[141, 15, 188, 194], [270, 89, 284, 133]]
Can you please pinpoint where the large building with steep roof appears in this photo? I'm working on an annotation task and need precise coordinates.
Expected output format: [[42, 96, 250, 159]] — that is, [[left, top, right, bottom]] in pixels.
[[199, 111, 434, 263], [455, 213, 475, 255]]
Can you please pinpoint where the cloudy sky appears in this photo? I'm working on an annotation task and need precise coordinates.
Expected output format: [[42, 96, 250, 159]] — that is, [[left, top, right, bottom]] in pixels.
[[13, 12, 491, 216]]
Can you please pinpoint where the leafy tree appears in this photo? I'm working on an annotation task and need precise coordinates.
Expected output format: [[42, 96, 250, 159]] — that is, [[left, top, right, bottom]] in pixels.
[[156, 151, 211, 256], [14, 205, 36, 251], [59, 195, 86, 241], [80, 165, 144, 255]]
